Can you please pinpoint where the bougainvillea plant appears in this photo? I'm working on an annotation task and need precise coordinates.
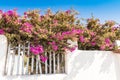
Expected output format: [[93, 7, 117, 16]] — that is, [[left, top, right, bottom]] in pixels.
[[0, 9, 120, 63], [77, 17, 120, 50], [0, 9, 80, 62]]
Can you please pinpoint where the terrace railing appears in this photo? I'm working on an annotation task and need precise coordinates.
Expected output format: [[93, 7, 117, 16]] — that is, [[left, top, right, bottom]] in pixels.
[[4, 42, 65, 76]]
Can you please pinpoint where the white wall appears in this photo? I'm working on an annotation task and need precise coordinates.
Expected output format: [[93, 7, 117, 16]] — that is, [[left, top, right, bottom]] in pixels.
[[115, 40, 120, 49], [65, 50, 120, 80], [0, 35, 120, 80], [0, 35, 7, 76]]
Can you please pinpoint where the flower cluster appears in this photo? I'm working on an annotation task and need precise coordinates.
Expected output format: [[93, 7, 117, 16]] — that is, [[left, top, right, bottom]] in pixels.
[[20, 22, 33, 34], [30, 45, 44, 55], [0, 29, 5, 34], [30, 45, 47, 62], [48, 41, 58, 51]]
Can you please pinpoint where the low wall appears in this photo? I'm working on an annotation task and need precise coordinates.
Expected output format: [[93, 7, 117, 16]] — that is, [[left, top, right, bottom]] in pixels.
[[0, 35, 120, 80], [65, 50, 120, 80]]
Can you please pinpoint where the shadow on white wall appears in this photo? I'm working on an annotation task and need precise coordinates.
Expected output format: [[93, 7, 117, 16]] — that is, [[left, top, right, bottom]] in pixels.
[[64, 51, 119, 80]]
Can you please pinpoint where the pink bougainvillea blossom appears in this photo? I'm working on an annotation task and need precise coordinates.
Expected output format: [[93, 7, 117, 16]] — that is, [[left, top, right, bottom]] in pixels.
[[48, 41, 56, 45], [79, 36, 84, 42], [104, 38, 111, 47], [0, 29, 5, 34], [91, 42, 96, 46], [5, 10, 18, 17], [40, 55, 47, 62], [30, 47, 39, 55], [53, 33, 64, 40], [24, 12, 27, 15], [77, 29, 84, 34], [65, 10, 71, 14], [38, 29, 48, 33], [106, 43, 110, 47], [30, 45, 44, 55], [0, 10, 3, 19], [71, 29, 84, 35], [49, 41, 58, 51], [100, 45, 105, 50], [109, 43, 114, 50], [105, 38, 111, 44], [36, 45, 44, 53], [69, 46, 77, 52], [109, 46, 113, 50], [0, 10, 3, 14], [20, 22, 33, 34], [62, 31, 71, 35], [59, 36, 64, 40], [52, 45, 58, 51], [7, 10, 14, 16], [90, 32, 95, 36], [53, 20, 58, 26]]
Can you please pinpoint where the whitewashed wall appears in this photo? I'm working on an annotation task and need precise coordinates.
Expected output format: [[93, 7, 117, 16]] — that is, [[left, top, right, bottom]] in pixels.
[[0, 35, 7, 77], [0, 35, 120, 80]]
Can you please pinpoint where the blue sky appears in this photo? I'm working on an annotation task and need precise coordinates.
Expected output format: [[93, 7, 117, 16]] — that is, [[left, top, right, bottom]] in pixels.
[[0, 0, 120, 23]]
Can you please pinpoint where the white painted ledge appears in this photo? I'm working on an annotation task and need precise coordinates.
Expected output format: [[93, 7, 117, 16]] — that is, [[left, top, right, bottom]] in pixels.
[[1, 35, 120, 80]]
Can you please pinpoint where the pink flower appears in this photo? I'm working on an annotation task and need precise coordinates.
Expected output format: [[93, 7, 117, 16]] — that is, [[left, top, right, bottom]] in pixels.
[[59, 36, 64, 40], [90, 32, 95, 36], [91, 42, 96, 46], [36, 45, 44, 53], [78, 29, 84, 34], [7, 11, 13, 15], [23, 22, 32, 27], [51, 41, 56, 45], [106, 43, 110, 47], [48, 41, 56, 45], [52, 33, 64, 40], [71, 29, 84, 34], [0, 15, 2, 19], [24, 12, 27, 15], [53, 20, 58, 26], [65, 10, 71, 14], [79, 36, 84, 42], [0, 29, 5, 34], [69, 46, 77, 52], [30, 45, 44, 55], [49, 41, 58, 51], [20, 22, 33, 34], [105, 38, 111, 44], [40, 55, 47, 62], [52, 45, 58, 51], [0, 10, 3, 14], [104, 38, 111, 47], [109, 46, 113, 50], [100, 45, 105, 50], [62, 31, 71, 35], [112, 27, 116, 31], [6, 10, 17, 16], [30, 47, 40, 55]]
